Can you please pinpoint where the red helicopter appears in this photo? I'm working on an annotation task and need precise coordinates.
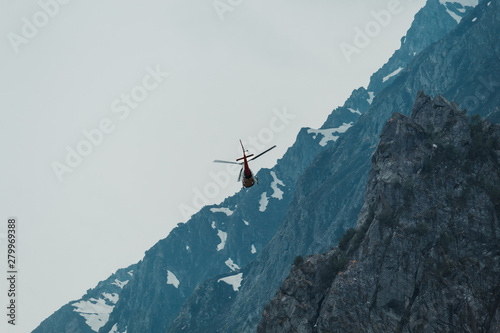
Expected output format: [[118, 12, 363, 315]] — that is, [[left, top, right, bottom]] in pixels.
[[214, 140, 276, 188]]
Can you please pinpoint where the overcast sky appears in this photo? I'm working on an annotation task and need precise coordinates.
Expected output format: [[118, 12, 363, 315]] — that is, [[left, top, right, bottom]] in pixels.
[[0, 0, 426, 331]]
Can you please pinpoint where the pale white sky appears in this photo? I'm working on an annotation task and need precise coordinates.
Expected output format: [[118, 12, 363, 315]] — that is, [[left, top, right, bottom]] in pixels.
[[0, 0, 425, 331]]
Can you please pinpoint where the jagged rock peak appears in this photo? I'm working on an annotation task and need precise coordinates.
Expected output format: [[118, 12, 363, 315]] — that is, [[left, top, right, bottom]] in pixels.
[[376, 90, 471, 163], [258, 92, 500, 332], [409, 90, 464, 134]]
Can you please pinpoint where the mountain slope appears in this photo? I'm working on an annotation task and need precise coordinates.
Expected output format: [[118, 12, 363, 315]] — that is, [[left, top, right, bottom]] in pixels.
[[33, 264, 136, 333], [168, 0, 495, 332], [254, 1, 499, 330], [258, 92, 500, 332], [33, 108, 359, 333], [322, 0, 478, 130], [364, 0, 478, 95], [33, 0, 494, 332], [97, 116, 368, 333]]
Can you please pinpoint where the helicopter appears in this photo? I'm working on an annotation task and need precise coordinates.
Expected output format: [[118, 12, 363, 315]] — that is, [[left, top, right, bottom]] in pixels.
[[214, 140, 276, 188]]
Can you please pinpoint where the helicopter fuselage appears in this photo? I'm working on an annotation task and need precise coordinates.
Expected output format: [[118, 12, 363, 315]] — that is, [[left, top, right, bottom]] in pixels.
[[241, 157, 255, 188]]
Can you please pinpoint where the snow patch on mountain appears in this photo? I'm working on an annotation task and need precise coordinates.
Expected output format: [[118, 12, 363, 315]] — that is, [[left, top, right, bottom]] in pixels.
[[102, 292, 119, 304], [72, 298, 114, 332], [382, 67, 403, 82], [348, 108, 361, 115], [307, 123, 353, 147], [259, 192, 269, 212], [218, 273, 243, 292], [167, 270, 180, 289], [217, 229, 227, 251], [225, 258, 240, 271], [210, 207, 234, 216], [439, 0, 478, 6], [109, 323, 127, 333], [446, 8, 463, 22], [439, 0, 478, 23], [367, 91, 375, 105], [307, 128, 338, 146], [251, 244, 257, 254], [211, 221, 216, 229], [270, 172, 285, 199], [127, 270, 133, 277], [243, 219, 249, 226], [335, 123, 355, 134], [111, 279, 128, 289]]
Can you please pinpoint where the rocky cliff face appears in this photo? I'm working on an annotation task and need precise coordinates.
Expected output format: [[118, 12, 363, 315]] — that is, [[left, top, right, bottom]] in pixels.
[[258, 92, 500, 332], [182, 1, 498, 332]]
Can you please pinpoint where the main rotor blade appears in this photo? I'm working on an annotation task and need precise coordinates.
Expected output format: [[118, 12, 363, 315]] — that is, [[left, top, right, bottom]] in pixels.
[[248, 145, 276, 161], [237, 167, 243, 182], [214, 160, 242, 165]]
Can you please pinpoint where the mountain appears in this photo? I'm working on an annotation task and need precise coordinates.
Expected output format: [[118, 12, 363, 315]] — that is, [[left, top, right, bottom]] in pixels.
[[322, 0, 478, 130], [168, 1, 498, 332], [33, 264, 136, 333], [32, 131, 330, 333], [32, 0, 495, 332], [33, 94, 357, 332], [258, 92, 500, 332], [364, 0, 479, 96]]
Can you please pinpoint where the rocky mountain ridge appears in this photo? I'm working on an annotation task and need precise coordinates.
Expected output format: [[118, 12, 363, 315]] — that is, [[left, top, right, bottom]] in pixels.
[[172, 0, 499, 331], [258, 92, 500, 332], [322, 0, 478, 130], [32, 0, 495, 332], [32, 264, 136, 333]]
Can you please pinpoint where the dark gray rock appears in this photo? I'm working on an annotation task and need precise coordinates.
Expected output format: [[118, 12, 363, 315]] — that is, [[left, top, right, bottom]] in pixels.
[[206, 1, 500, 332], [258, 92, 500, 332]]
